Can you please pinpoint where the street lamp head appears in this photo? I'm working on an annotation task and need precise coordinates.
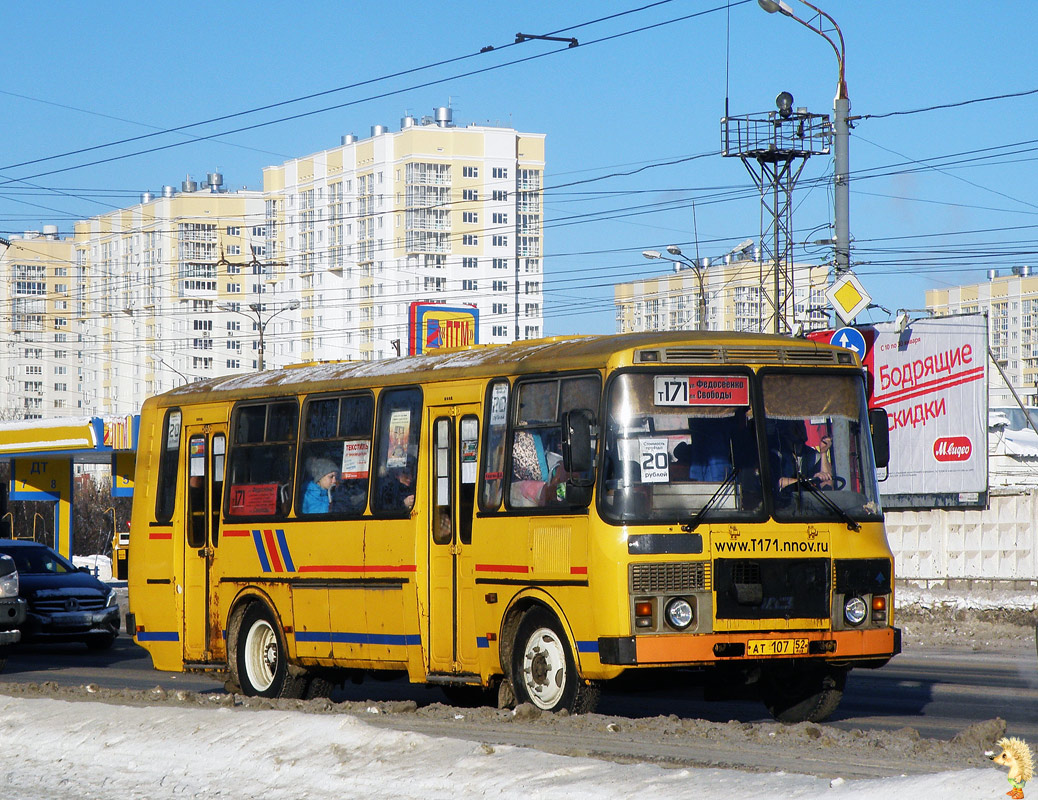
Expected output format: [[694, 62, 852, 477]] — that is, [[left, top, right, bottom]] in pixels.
[[758, 0, 794, 16], [776, 91, 795, 119], [666, 245, 683, 256], [287, 300, 301, 310], [248, 303, 261, 312], [642, 250, 663, 260]]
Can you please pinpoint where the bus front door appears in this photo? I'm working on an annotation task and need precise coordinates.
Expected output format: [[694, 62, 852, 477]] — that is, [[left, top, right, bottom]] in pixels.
[[182, 425, 227, 664], [427, 407, 480, 678]]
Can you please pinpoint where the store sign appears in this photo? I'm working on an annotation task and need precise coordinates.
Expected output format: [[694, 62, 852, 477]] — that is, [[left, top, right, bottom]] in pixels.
[[409, 302, 479, 355]]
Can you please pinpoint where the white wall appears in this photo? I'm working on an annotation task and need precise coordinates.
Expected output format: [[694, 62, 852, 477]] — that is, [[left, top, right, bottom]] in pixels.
[[885, 489, 1038, 587]]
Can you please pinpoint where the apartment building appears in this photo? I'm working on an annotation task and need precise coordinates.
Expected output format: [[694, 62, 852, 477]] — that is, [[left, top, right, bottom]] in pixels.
[[927, 267, 1038, 405], [0, 108, 545, 419], [615, 249, 830, 335], [265, 107, 544, 363], [1, 229, 78, 419]]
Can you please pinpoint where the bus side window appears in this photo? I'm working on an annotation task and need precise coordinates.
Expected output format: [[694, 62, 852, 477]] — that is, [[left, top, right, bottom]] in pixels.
[[507, 374, 600, 510], [371, 387, 422, 514], [155, 409, 182, 524], [298, 393, 374, 517], [226, 400, 298, 519], [479, 379, 509, 511]]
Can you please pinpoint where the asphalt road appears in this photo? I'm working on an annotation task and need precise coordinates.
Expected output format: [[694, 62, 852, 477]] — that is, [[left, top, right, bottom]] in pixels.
[[1, 631, 1035, 743]]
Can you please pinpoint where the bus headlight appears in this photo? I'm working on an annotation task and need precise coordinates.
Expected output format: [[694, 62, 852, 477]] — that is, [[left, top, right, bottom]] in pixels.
[[665, 598, 694, 630], [843, 596, 868, 626]]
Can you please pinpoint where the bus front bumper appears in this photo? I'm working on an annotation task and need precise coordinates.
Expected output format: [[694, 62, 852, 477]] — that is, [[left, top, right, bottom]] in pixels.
[[598, 626, 901, 666]]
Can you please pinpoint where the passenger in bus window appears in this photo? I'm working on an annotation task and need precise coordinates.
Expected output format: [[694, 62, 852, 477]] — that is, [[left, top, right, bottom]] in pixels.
[[381, 459, 416, 511], [302, 458, 339, 514], [684, 418, 733, 481], [330, 478, 368, 514], [510, 430, 566, 507]]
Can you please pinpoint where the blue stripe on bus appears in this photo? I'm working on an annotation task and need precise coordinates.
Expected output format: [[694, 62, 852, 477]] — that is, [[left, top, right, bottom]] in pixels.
[[136, 631, 180, 642], [275, 528, 295, 572], [252, 529, 272, 573], [476, 637, 489, 649], [576, 640, 599, 653], [294, 631, 421, 646]]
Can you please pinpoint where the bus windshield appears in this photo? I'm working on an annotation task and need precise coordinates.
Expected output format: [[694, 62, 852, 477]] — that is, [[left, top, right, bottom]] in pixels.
[[600, 370, 882, 526], [762, 372, 882, 525], [601, 372, 764, 523]]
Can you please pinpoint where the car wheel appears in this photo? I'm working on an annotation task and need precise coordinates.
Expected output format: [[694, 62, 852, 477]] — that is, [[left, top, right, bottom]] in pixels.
[[510, 608, 599, 714], [233, 602, 306, 699], [86, 633, 117, 651]]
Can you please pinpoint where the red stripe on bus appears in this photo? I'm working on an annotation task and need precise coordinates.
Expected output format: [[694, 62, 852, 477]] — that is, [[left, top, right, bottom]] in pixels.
[[475, 564, 530, 574], [263, 529, 284, 572], [222, 529, 251, 537], [297, 564, 417, 573], [570, 566, 588, 575], [148, 533, 172, 540]]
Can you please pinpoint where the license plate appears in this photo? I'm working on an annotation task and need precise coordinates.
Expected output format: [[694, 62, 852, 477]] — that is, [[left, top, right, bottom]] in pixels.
[[746, 638, 808, 656]]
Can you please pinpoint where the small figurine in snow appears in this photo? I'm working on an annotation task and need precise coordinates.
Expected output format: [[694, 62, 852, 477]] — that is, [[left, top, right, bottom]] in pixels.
[[991, 736, 1033, 799]]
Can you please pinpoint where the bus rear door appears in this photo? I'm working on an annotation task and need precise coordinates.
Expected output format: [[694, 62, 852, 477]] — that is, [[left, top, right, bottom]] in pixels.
[[182, 422, 227, 664]]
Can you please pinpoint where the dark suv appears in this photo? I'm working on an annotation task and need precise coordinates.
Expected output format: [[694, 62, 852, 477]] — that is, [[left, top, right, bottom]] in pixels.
[[0, 553, 27, 669], [0, 540, 119, 650]]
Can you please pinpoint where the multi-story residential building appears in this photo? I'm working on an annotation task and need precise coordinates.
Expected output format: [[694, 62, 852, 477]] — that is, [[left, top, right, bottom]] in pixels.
[[71, 181, 266, 415], [927, 267, 1038, 405], [0, 108, 545, 419], [1, 229, 77, 419], [265, 108, 544, 362], [615, 250, 830, 335]]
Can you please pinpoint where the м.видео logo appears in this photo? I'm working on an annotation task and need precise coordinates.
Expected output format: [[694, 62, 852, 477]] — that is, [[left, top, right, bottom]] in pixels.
[[933, 436, 972, 461]]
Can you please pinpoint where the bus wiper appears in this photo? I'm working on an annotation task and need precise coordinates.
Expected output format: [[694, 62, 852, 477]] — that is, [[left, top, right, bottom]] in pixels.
[[682, 470, 737, 533], [788, 477, 861, 532]]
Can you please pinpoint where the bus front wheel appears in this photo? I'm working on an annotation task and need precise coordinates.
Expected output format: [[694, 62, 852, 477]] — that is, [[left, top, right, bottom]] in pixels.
[[760, 661, 847, 723], [511, 608, 599, 714], [233, 603, 306, 699]]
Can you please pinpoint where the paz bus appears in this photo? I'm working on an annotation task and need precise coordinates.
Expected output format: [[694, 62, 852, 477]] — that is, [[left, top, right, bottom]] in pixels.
[[126, 331, 898, 722]]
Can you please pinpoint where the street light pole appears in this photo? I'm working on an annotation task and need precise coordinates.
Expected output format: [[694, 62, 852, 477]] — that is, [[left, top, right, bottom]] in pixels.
[[220, 300, 300, 371], [642, 249, 708, 331], [759, 0, 849, 274]]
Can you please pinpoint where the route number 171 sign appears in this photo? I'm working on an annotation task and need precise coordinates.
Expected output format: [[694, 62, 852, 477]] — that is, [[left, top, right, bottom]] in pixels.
[[653, 375, 750, 407]]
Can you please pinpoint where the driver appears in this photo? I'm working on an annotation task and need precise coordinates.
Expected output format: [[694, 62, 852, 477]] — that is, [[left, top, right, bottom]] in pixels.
[[771, 420, 834, 490]]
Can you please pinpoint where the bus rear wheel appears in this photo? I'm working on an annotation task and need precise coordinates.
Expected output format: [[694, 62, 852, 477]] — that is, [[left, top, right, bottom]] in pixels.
[[760, 662, 847, 723], [233, 603, 306, 699], [511, 608, 599, 714]]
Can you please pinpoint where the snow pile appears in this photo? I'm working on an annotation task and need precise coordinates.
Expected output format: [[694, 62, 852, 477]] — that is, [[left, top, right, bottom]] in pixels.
[[0, 695, 1005, 799], [897, 583, 1038, 613], [72, 553, 113, 582]]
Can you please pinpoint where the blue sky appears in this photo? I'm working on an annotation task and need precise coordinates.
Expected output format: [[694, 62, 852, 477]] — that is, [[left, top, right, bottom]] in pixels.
[[3, 1, 1037, 335]]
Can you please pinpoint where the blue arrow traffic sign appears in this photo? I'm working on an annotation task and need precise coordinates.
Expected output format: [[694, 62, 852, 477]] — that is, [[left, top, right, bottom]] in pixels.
[[830, 326, 867, 358]]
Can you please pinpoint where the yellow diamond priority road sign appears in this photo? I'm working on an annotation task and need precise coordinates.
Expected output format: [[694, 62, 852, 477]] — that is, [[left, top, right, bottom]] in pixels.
[[825, 272, 872, 325]]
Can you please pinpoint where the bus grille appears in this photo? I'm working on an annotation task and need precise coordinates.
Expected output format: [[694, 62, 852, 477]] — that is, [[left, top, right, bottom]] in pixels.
[[631, 562, 709, 593], [660, 346, 851, 366]]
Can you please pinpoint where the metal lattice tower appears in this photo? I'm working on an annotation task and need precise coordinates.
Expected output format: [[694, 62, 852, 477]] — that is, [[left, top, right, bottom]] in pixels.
[[722, 103, 830, 333]]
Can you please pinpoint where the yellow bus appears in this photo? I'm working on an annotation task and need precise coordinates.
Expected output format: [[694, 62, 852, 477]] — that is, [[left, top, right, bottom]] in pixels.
[[126, 331, 898, 722]]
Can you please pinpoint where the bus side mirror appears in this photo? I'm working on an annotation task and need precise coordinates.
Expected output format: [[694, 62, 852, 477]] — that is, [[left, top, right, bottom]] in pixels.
[[562, 409, 595, 479], [869, 408, 889, 469]]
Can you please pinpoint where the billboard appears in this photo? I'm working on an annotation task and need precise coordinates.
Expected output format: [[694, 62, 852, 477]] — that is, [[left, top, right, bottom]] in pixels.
[[408, 302, 479, 355], [812, 314, 988, 509]]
